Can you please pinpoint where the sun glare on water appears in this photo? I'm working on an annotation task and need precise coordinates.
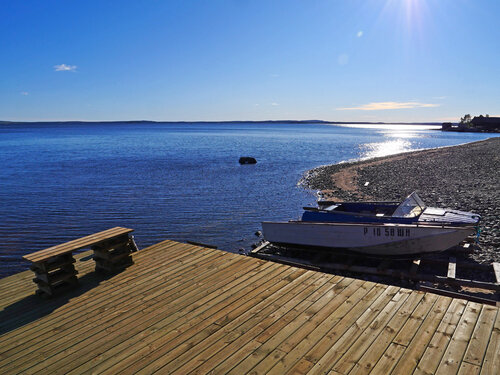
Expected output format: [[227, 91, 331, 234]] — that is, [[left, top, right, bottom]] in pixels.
[[359, 139, 414, 159]]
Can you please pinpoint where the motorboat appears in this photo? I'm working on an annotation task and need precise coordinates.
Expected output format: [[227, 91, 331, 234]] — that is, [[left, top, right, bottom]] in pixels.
[[262, 192, 481, 255]]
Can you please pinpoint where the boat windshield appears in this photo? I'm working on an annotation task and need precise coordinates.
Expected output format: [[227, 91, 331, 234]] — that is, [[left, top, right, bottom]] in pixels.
[[392, 192, 426, 218]]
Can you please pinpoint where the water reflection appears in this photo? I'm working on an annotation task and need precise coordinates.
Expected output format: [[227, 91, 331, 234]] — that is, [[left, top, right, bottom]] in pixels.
[[338, 124, 441, 131], [381, 131, 425, 139], [359, 139, 414, 159]]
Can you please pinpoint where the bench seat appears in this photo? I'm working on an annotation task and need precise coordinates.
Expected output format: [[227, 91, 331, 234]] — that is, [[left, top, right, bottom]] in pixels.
[[23, 227, 134, 263], [23, 227, 136, 297]]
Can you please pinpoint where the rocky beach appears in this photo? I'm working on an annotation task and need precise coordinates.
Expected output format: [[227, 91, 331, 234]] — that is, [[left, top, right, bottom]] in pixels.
[[302, 137, 500, 263]]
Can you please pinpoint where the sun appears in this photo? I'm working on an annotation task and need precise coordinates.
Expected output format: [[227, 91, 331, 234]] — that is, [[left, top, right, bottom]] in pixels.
[[379, 0, 431, 39]]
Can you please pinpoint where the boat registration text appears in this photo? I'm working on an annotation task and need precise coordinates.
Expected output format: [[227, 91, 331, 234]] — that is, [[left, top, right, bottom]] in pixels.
[[364, 227, 411, 237]]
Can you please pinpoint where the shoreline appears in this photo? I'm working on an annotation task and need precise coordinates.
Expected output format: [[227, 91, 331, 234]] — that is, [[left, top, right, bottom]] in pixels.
[[302, 137, 500, 263]]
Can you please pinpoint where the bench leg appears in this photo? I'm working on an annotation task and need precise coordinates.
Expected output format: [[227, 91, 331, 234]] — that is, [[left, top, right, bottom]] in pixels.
[[92, 235, 135, 273], [30, 254, 79, 297]]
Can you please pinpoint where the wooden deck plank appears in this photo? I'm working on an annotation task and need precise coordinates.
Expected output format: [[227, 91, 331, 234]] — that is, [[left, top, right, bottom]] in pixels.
[[0, 245, 234, 363], [0, 241, 188, 325], [347, 291, 425, 375], [53, 262, 282, 375], [493, 262, 500, 284], [265, 282, 387, 375], [0, 251, 232, 372], [0, 239, 181, 310], [126, 271, 330, 375], [0, 242, 210, 350], [206, 276, 355, 375], [282, 283, 390, 375], [226, 279, 378, 375], [412, 298, 468, 375], [331, 289, 413, 374], [463, 305, 498, 367], [480, 309, 500, 375], [186, 273, 340, 375], [364, 293, 439, 375], [0, 239, 498, 375], [458, 361, 481, 375], [368, 342, 407, 375], [92, 263, 295, 375], [163, 274, 344, 375], [14, 254, 266, 374], [250, 280, 379, 375], [392, 292, 440, 347], [434, 302, 482, 375], [152, 274, 341, 375], [0, 249, 219, 362], [156, 272, 330, 375], [298, 285, 402, 375], [389, 295, 453, 374]]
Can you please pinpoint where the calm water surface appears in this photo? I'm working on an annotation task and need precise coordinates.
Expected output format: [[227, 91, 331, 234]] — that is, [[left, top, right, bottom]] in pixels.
[[0, 122, 496, 277]]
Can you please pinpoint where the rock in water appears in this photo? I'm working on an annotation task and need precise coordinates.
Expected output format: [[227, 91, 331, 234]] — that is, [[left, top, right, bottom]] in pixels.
[[239, 157, 257, 164]]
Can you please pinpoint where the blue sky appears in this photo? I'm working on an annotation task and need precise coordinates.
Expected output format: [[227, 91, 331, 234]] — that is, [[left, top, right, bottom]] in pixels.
[[1, 0, 499, 122]]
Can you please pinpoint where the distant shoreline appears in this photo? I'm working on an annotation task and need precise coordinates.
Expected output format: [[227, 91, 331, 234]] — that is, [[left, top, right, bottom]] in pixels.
[[0, 120, 443, 126]]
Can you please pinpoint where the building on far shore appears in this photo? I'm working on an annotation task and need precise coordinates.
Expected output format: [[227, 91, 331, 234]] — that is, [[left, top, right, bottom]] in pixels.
[[470, 115, 500, 131], [442, 122, 452, 130], [442, 115, 500, 132]]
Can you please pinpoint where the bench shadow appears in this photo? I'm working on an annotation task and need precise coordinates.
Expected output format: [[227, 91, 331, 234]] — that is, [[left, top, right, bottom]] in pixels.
[[0, 270, 115, 336]]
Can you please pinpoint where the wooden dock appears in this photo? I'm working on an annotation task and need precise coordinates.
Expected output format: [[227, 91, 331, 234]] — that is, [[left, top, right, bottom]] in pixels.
[[1, 240, 499, 374]]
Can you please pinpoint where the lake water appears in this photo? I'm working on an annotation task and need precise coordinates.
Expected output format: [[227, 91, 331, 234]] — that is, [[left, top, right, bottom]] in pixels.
[[0, 122, 496, 277]]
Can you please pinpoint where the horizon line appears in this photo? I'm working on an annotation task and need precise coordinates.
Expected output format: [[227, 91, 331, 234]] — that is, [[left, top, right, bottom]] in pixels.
[[0, 119, 445, 125]]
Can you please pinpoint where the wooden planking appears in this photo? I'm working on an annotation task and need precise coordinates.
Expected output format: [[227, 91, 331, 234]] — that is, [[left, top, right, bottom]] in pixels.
[[238, 280, 380, 375], [264, 282, 384, 375], [388, 295, 453, 374], [0, 239, 499, 375], [265, 282, 389, 375], [151, 271, 331, 375], [0, 243, 222, 363], [0, 242, 214, 351], [0, 253, 94, 305], [23, 227, 133, 262], [493, 262, 500, 284], [462, 305, 498, 367], [480, 309, 500, 375], [435, 302, 482, 375], [84, 263, 293, 375], [0, 242, 185, 325], [293, 285, 402, 375], [0, 243, 219, 369], [458, 361, 481, 375], [187, 275, 353, 375], [0, 241, 198, 338], [347, 291, 425, 375], [368, 342, 407, 375], [240, 281, 382, 374], [133, 273, 339, 375], [413, 298, 468, 375], [42, 263, 281, 374], [447, 257, 457, 279], [8, 252, 262, 374]]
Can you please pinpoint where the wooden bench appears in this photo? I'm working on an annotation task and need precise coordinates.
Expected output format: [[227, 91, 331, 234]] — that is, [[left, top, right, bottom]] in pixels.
[[23, 227, 138, 297]]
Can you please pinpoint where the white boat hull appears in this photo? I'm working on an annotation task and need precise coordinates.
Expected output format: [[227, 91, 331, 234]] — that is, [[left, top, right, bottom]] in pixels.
[[262, 221, 475, 255]]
